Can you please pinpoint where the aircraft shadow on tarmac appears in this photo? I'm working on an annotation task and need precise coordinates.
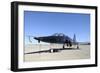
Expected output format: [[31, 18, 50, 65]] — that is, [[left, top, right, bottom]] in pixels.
[[25, 47, 80, 54]]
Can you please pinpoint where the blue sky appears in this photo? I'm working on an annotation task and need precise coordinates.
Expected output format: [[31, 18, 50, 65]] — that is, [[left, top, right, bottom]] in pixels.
[[24, 11, 90, 44]]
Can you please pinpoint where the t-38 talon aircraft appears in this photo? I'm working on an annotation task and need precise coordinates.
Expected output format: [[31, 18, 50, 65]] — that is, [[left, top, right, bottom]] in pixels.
[[25, 33, 79, 54], [34, 33, 79, 48]]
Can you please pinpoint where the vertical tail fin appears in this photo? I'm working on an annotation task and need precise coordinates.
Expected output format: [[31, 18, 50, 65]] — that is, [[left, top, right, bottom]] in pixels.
[[73, 34, 79, 48], [73, 34, 76, 44]]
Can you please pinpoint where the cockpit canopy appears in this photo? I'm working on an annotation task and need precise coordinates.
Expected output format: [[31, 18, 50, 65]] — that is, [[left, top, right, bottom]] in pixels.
[[52, 33, 65, 37], [52, 33, 73, 41]]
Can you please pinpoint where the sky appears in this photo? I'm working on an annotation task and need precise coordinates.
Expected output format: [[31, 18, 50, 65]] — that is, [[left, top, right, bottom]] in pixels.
[[24, 11, 90, 44]]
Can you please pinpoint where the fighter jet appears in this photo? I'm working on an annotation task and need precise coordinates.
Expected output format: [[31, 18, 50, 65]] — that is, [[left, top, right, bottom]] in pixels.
[[25, 33, 79, 54], [34, 33, 79, 49]]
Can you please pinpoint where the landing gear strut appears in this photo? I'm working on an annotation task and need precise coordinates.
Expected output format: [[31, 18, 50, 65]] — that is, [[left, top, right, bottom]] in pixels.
[[76, 43, 79, 49], [63, 40, 72, 48]]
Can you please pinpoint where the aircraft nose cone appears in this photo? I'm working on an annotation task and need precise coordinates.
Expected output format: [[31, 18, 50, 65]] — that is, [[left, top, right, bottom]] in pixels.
[[34, 37, 41, 43], [34, 37, 39, 40]]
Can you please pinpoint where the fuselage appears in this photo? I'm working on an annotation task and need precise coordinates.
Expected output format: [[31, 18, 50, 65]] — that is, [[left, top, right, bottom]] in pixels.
[[34, 33, 73, 44]]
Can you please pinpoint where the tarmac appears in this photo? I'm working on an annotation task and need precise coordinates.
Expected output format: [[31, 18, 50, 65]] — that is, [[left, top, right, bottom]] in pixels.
[[24, 44, 90, 62]]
